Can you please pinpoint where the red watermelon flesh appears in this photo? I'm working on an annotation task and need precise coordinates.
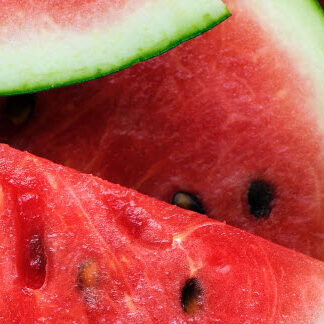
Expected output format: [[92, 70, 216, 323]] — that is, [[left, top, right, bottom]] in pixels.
[[1, 143, 324, 323], [1, 0, 324, 260]]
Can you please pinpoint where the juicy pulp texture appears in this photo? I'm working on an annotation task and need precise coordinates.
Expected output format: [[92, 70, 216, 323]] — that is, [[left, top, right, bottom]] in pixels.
[[0, 0, 230, 95], [1, 143, 324, 323], [2, 0, 324, 260]]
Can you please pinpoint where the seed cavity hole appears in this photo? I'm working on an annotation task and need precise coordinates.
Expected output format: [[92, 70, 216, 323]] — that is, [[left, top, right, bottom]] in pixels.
[[5, 94, 35, 126], [78, 260, 99, 290], [16, 193, 46, 289], [248, 179, 275, 218], [181, 278, 203, 315], [172, 192, 205, 214], [21, 233, 47, 289]]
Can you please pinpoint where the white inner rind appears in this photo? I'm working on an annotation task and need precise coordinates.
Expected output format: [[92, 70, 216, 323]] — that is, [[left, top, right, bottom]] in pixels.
[[234, 0, 324, 132], [0, 0, 229, 94]]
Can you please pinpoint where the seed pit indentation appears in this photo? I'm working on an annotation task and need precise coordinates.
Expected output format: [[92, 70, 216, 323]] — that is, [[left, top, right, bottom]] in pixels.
[[172, 192, 205, 214], [181, 278, 203, 315], [78, 260, 99, 290], [21, 233, 47, 289], [4, 94, 35, 126], [16, 193, 46, 289], [248, 179, 274, 218]]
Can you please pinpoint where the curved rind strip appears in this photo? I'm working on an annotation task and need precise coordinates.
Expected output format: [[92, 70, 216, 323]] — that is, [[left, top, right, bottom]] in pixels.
[[0, 0, 230, 95], [227, 0, 324, 128]]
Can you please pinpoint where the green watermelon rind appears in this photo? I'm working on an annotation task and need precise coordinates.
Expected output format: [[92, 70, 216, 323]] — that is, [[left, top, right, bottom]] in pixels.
[[0, 2, 231, 96], [313, 0, 324, 15]]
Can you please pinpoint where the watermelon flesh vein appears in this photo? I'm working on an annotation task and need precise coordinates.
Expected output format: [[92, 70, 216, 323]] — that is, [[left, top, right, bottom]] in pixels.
[[0, 0, 230, 95], [1, 143, 324, 323], [1, 0, 324, 260]]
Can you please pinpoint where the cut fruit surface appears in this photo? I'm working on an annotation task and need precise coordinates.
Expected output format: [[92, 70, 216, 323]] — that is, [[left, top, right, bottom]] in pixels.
[[0, 0, 230, 95], [1, 143, 324, 323], [2, 0, 323, 260]]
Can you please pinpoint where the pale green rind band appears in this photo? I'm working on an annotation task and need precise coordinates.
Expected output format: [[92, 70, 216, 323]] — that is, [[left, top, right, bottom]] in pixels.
[[0, 0, 230, 96], [237, 0, 324, 127]]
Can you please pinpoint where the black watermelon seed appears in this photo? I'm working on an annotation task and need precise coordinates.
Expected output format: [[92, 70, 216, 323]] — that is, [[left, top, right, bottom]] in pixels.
[[181, 278, 203, 314], [4, 94, 35, 126], [172, 192, 205, 214], [248, 180, 274, 218]]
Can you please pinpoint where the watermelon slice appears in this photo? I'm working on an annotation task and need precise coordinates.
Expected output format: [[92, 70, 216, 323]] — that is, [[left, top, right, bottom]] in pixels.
[[1, 143, 324, 323], [0, 0, 230, 95], [2, 0, 323, 259]]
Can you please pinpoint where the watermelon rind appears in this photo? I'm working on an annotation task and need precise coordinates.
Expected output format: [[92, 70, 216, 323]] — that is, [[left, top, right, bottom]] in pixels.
[[237, 0, 324, 124], [0, 0, 230, 96]]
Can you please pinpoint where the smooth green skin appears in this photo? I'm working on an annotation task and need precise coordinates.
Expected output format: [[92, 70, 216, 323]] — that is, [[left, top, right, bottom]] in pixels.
[[1, 10, 230, 96]]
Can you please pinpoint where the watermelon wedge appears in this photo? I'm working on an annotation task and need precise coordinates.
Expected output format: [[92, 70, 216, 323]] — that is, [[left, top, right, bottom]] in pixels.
[[2, 0, 323, 259], [1, 143, 324, 323], [0, 0, 230, 95]]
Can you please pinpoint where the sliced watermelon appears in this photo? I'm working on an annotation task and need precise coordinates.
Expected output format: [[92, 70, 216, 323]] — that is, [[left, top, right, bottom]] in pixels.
[[1, 0, 323, 259], [0, 0, 230, 95], [1, 143, 324, 322]]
